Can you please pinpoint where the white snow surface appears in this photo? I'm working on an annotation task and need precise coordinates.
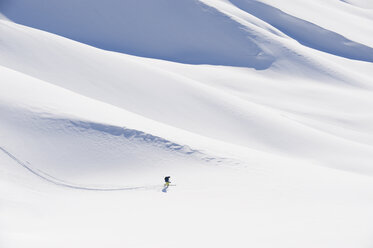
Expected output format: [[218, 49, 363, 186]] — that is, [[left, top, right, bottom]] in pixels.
[[1, 1, 373, 247]]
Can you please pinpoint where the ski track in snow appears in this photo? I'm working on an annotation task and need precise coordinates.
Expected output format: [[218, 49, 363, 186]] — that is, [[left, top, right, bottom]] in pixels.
[[0, 146, 159, 191]]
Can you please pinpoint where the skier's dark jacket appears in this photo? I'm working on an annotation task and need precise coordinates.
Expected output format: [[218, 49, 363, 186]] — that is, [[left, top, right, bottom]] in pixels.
[[165, 176, 170, 183]]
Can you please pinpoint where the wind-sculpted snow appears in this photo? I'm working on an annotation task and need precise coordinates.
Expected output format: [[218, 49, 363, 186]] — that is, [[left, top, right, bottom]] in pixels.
[[341, 0, 373, 9], [2, 1, 373, 247], [0, 0, 274, 68], [69, 120, 229, 163], [229, 0, 373, 62], [0, 63, 234, 186], [1, 0, 372, 69], [0, 101, 229, 186], [0, 116, 231, 190], [1, 21, 373, 176], [69, 120, 200, 156]]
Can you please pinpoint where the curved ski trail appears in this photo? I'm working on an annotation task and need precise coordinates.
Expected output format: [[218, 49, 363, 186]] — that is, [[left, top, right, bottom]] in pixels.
[[0, 146, 161, 191]]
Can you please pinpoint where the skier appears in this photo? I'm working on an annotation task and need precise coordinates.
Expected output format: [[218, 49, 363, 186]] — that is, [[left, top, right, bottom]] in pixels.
[[164, 176, 171, 187]]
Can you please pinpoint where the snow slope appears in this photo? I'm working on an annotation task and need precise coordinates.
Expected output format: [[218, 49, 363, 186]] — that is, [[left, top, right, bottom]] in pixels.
[[0, 0, 276, 68], [1, 0, 373, 247], [341, 0, 373, 9], [1, 19, 373, 173]]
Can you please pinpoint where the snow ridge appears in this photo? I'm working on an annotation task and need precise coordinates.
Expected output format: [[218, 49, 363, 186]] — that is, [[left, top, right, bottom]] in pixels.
[[69, 120, 199, 156]]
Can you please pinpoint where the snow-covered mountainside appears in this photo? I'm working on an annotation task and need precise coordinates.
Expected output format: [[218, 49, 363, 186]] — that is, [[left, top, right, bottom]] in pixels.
[[1, 1, 373, 247]]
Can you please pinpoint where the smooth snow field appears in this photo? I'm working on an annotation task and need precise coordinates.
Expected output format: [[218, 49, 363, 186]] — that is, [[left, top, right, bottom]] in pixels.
[[1, 1, 373, 247]]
